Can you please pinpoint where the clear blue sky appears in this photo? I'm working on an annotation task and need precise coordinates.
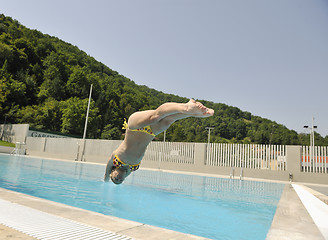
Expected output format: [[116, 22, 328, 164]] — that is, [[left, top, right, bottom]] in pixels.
[[1, 0, 328, 137]]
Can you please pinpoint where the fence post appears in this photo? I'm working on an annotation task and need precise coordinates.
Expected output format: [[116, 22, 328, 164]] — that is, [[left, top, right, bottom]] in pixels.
[[194, 143, 207, 167], [286, 145, 302, 181], [42, 138, 47, 152]]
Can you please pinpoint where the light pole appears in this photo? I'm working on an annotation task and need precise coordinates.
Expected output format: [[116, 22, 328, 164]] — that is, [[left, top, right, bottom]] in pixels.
[[304, 116, 317, 165], [83, 84, 93, 140], [205, 127, 214, 145], [81, 84, 93, 161], [206, 127, 214, 164]]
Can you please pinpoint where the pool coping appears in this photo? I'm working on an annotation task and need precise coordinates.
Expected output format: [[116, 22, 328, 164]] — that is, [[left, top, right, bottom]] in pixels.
[[0, 155, 327, 239], [266, 184, 325, 240], [0, 188, 209, 240]]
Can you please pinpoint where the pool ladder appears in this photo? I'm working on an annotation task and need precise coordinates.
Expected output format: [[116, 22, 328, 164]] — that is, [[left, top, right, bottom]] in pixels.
[[230, 168, 234, 179], [230, 167, 243, 180]]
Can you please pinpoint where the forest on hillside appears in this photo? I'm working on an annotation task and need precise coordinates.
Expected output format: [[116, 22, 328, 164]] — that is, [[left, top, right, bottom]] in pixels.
[[1, 14, 327, 145]]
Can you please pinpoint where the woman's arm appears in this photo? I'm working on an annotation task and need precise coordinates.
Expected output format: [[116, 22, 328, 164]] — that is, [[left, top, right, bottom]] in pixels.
[[104, 153, 114, 182]]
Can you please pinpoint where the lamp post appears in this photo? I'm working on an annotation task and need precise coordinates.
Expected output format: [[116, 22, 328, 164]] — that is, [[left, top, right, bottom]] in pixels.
[[206, 127, 214, 163], [83, 84, 93, 140], [303, 116, 317, 165], [81, 84, 93, 161], [205, 127, 214, 145]]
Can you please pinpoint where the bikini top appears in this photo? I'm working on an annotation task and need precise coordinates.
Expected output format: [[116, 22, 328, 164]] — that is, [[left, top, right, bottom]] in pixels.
[[122, 118, 156, 136]]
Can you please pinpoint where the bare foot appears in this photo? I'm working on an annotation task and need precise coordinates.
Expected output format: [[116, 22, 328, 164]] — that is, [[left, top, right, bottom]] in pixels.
[[195, 108, 214, 118], [185, 99, 205, 114], [185, 99, 214, 117]]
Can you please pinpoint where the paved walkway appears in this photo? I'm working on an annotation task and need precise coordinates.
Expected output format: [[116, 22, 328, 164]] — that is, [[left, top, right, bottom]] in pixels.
[[0, 224, 37, 240], [267, 184, 325, 240], [306, 184, 328, 204]]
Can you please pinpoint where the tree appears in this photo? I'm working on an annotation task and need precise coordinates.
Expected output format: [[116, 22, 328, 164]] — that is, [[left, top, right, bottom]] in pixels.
[[0, 76, 9, 115], [0, 42, 13, 67], [170, 124, 186, 142], [38, 66, 65, 101], [60, 97, 100, 137], [66, 66, 89, 98], [16, 99, 61, 131], [39, 99, 62, 131], [101, 124, 121, 140]]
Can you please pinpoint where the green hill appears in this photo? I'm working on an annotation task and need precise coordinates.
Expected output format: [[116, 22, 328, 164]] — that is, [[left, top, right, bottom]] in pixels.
[[1, 14, 327, 145]]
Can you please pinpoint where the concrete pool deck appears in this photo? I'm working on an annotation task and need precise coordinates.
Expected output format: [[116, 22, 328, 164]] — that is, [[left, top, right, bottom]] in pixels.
[[266, 184, 326, 240], [0, 169, 327, 239]]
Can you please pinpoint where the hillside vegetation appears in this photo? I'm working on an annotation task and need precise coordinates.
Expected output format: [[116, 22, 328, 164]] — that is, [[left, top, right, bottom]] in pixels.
[[1, 14, 327, 145]]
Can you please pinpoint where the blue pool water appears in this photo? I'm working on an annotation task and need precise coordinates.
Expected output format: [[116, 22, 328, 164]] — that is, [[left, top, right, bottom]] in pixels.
[[0, 154, 284, 240]]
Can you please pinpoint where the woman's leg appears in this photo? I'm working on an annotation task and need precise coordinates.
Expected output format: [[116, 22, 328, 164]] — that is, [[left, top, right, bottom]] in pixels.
[[127, 99, 213, 129], [150, 113, 193, 135]]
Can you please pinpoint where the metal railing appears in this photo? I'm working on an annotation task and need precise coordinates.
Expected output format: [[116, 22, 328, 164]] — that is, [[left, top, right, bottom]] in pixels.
[[206, 143, 286, 171], [144, 141, 195, 164], [302, 146, 328, 173], [10, 142, 26, 155], [144, 142, 287, 171]]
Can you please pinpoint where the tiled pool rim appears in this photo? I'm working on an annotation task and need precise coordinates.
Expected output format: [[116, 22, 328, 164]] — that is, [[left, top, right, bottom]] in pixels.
[[0, 159, 326, 240]]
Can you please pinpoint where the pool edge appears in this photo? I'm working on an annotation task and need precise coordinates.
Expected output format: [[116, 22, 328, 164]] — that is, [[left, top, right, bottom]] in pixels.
[[266, 184, 324, 240], [0, 187, 209, 240]]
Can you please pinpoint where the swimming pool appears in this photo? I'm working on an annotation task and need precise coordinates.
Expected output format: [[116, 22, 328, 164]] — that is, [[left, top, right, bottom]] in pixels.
[[0, 154, 284, 240]]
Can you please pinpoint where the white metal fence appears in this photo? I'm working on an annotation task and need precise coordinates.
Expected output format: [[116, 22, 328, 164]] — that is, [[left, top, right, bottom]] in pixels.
[[144, 142, 287, 171], [206, 143, 286, 171], [302, 146, 328, 173], [144, 141, 195, 164]]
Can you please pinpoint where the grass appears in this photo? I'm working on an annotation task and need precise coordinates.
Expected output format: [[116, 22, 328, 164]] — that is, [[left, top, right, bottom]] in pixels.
[[0, 140, 15, 148]]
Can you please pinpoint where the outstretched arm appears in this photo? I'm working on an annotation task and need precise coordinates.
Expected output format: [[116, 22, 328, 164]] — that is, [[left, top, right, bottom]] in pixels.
[[104, 153, 114, 182]]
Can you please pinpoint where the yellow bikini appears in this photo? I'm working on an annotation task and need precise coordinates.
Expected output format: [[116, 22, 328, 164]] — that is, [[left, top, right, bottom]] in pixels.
[[112, 154, 140, 171], [122, 119, 156, 137]]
